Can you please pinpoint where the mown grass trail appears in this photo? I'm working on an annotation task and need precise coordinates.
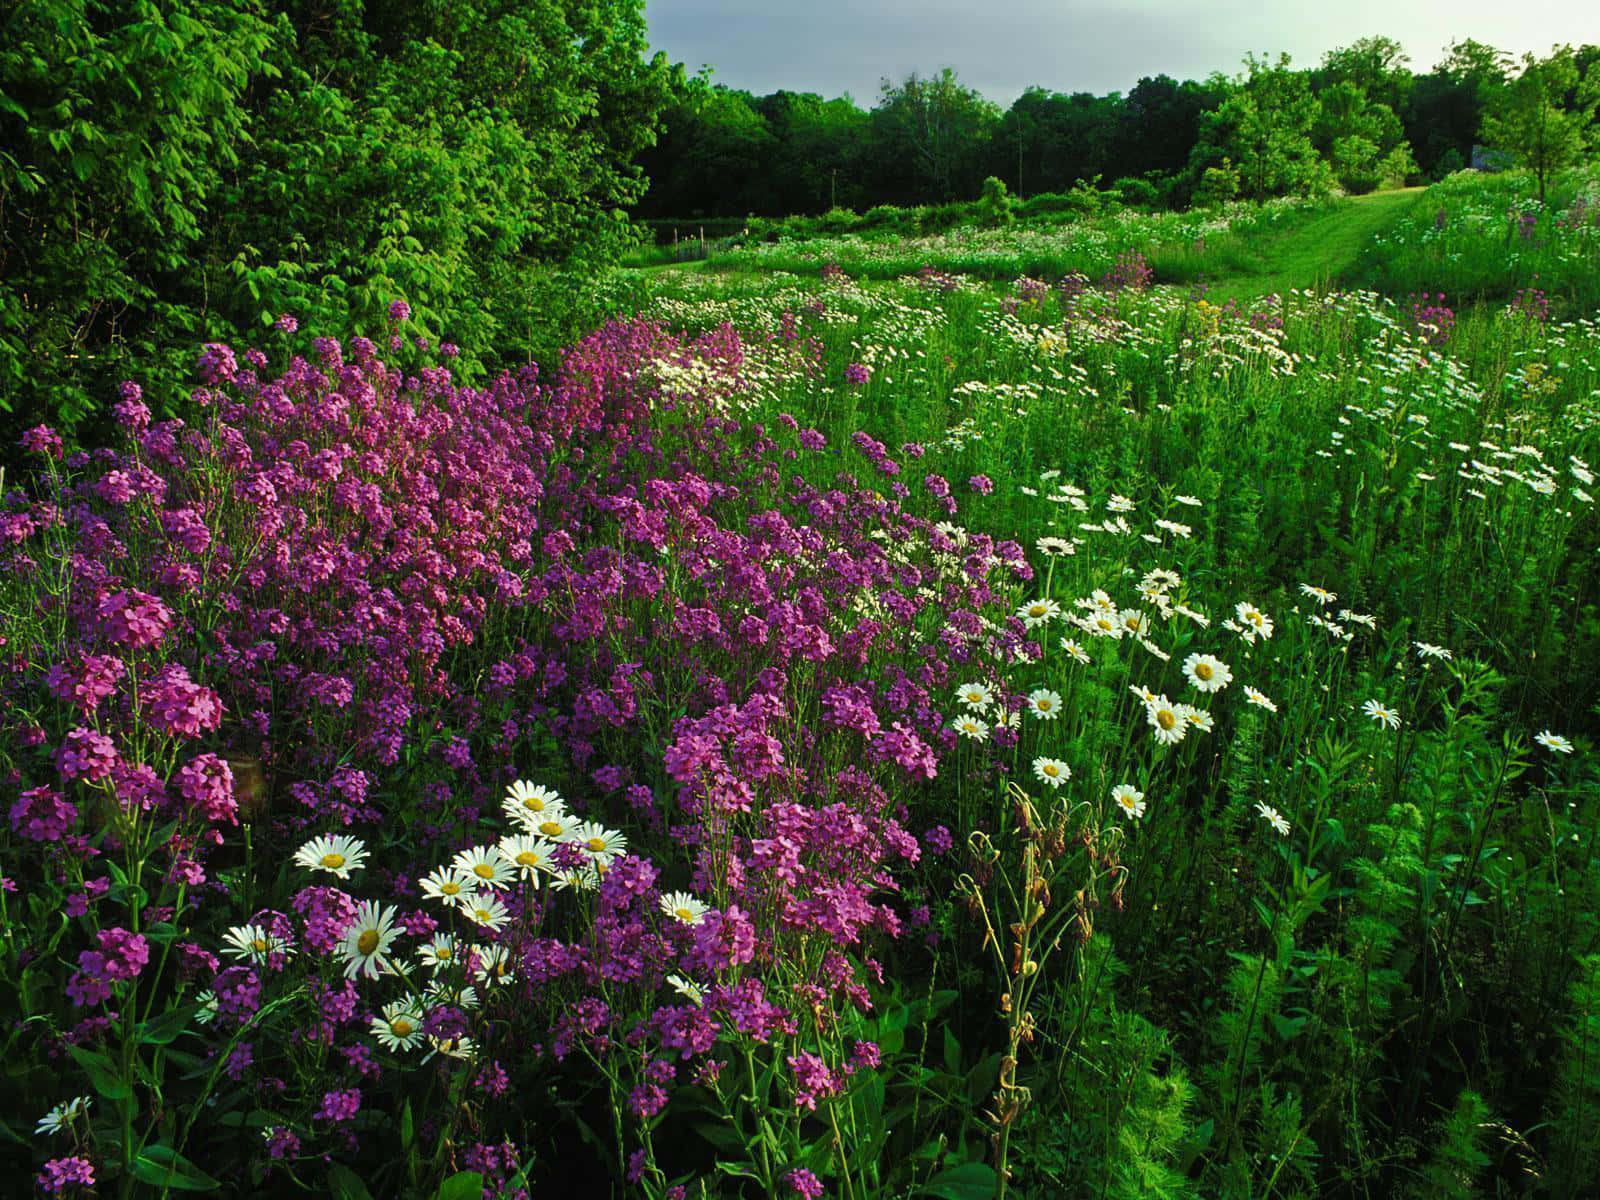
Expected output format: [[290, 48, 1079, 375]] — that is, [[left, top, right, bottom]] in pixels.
[[1155, 187, 1426, 301]]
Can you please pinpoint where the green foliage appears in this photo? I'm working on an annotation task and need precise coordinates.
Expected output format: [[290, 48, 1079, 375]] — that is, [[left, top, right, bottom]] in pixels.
[[1192, 53, 1330, 201], [978, 176, 1016, 226], [1405, 1090, 1493, 1199], [1194, 157, 1242, 207], [1547, 956, 1600, 1197], [0, 0, 671, 442], [1483, 46, 1599, 204]]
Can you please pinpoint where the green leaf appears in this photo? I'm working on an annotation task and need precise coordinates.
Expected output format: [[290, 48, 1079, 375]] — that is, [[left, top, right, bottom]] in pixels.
[[693, 1121, 750, 1153], [66, 1044, 132, 1100], [328, 1163, 374, 1200], [918, 1162, 998, 1199], [139, 1003, 196, 1046], [400, 1098, 414, 1151], [435, 1172, 484, 1200], [129, 1144, 222, 1191]]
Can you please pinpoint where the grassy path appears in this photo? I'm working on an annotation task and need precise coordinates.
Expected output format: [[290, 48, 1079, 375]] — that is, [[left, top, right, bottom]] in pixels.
[[1178, 187, 1426, 301], [628, 187, 1430, 301]]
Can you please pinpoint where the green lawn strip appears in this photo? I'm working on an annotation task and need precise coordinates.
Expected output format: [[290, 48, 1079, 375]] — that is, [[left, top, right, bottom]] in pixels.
[[1155, 188, 1428, 301]]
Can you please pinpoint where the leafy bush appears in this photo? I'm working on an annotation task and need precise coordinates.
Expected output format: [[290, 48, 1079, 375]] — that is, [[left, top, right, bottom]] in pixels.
[[0, 0, 672, 449]]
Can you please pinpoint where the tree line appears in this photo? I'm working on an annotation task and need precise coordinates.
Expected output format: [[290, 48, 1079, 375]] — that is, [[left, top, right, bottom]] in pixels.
[[636, 38, 1600, 219]]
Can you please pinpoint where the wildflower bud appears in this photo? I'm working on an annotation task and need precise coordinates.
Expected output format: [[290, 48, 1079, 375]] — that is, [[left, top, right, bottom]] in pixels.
[[1021, 959, 1038, 976]]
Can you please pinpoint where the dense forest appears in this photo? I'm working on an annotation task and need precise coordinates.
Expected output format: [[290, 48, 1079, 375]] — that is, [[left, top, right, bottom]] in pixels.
[[635, 37, 1600, 217]]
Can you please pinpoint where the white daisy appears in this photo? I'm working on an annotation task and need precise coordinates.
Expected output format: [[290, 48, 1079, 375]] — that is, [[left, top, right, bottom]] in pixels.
[[293, 833, 368, 880], [1255, 802, 1291, 836], [568, 822, 629, 868], [953, 715, 990, 742], [1025, 689, 1063, 720], [1181, 653, 1233, 694], [660, 891, 711, 925], [1119, 609, 1153, 638], [497, 834, 557, 881], [456, 892, 511, 932], [36, 1096, 92, 1136], [1361, 699, 1401, 730], [1180, 705, 1214, 733], [473, 945, 517, 988], [1016, 598, 1061, 629], [1414, 641, 1453, 661], [451, 845, 516, 891], [416, 935, 459, 971], [419, 867, 477, 905], [1145, 696, 1187, 745], [528, 811, 582, 842], [1111, 784, 1146, 820], [340, 900, 401, 980], [370, 1000, 425, 1051], [422, 1035, 476, 1063], [1535, 731, 1575, 755], [1032, 757, 1070, 788], [221, 923, 292, 964], [667, 974, 705, 1005], [503, 780, 565, 829], [1298, 584, 1336, 606], [1234, 602, 1275, 641], [955, 682, 995, 710], [424, 981, 480, 1011], [1059, 638, 1091, 664], [1243, 686, 1278, 713]]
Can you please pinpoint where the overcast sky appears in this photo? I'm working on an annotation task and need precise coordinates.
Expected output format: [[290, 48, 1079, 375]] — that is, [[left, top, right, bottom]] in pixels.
[[644, 1, 1595, 105]]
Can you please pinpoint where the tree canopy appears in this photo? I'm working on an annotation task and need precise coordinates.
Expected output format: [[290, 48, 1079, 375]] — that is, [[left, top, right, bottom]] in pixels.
[[0, 0, 672, 440]]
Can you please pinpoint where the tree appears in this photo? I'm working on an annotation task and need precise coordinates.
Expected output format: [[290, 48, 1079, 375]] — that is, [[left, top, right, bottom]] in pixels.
[[1321, 36, 1413, 115], [1483, 46, 1596, 204], [1192, 54, 1326, 200], [870, 68, 1000, 202]]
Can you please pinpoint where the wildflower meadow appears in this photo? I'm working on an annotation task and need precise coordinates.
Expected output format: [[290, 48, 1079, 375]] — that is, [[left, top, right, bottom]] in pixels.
[[3, 6, 1600, 1196]]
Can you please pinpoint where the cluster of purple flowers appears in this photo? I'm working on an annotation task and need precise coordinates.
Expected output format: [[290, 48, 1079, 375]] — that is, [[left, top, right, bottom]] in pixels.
[[1100, 251, 1154, 291], [1409, 292, 1457, 347], [2, 308, 1037, 1193]]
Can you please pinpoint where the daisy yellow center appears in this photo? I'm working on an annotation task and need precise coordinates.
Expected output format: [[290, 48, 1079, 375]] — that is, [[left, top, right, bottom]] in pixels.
[[1042, 764, 1059, 777], [1195, 662, 1214, 680], [674, 907, 696, 921], [966, 691, 982, 702], [516, 851, 541, 867], [522, 797, 545, 811], [1096, 617, 1114, 630], [320, 852, 346, 869], [1119, 797, 1135, 810], [251, 937, 268, 953], [1029, 605, 1046, 617], [390, 1018, 414, 1037], [1156, 709, 1177, 731], [585, 837, 607, 853], [436, 946, 453, 959], [356, 929, 381, 956], [538, 821, 563, 837], [1036, 699, 1053, 712], [440, 880, 462, 895], [472, 863, 496, 879]]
